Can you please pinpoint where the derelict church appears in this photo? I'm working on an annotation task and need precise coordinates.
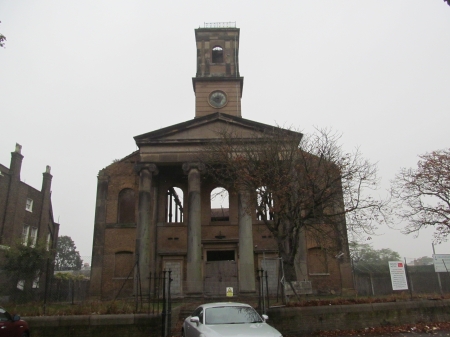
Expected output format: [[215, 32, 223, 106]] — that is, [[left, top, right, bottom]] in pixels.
[[89, 24, 353, 299]]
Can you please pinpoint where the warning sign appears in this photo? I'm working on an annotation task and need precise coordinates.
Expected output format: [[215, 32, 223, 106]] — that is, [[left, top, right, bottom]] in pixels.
[[226, 287, 233, 297], [433, 254, 450, 273], [388, 261, 408, 291]]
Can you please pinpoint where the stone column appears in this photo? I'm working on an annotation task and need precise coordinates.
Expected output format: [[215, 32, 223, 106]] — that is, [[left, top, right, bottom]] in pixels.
[[89, 170, 109, 298], [294, 227, 309, 281], [238, 190, 256, 293], [182, 163, 204, 295], [135, 163, 158, 296]]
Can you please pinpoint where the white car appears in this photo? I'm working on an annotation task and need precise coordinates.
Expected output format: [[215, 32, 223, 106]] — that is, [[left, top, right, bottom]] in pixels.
[[182, 302, 283, 337]]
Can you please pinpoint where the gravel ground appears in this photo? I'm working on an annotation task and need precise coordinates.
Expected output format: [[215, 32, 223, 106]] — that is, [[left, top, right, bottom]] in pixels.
[[289, 322, 450, 337]]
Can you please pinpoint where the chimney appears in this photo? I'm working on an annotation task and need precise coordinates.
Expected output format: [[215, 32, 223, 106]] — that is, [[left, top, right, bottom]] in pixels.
[[41, 165, 53, 194], [9, 143, 24, 181]]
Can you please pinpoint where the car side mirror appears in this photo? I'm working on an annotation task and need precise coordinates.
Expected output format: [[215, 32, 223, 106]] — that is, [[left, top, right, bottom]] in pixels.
[[13, 315, 20, 322], [190, 316, 200, 325], [262, 314, 268, 322]]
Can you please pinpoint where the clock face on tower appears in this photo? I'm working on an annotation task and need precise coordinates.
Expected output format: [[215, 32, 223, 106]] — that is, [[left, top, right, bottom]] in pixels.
[[208, 90, 228, 108]]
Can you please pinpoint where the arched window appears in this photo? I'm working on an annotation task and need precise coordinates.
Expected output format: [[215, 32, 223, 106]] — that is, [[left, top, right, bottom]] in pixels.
[[118, 188, 135, 223], [166, 187, 184, 223], [114, 251, 133, 278], [210, 187, 229, 221], [256, 186, 274, 221], [308, 247, 328, 275], [212, 46, 224, 63]]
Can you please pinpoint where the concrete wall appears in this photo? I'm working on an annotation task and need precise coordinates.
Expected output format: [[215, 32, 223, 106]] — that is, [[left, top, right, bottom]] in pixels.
[[25, 307, 181, 337]]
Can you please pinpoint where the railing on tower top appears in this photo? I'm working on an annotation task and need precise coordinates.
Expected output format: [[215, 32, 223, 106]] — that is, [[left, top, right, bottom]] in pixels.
[[203, 22, 236, 28]]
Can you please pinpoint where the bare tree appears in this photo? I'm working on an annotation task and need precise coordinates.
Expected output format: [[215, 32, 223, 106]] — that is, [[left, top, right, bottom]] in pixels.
[[203, 126, 388, 280], [0, 21, 6, 48], [391, 149, 450, 243]]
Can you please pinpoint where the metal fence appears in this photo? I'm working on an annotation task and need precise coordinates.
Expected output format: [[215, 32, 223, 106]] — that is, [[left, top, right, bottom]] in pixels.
[[354, 264, 450, 296]]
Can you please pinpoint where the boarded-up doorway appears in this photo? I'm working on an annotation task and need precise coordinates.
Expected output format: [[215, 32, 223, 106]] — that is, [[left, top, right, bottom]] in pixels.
[[261, 258, 280, 296], [204, 250, 238, 296], [163, 260, 182, 297]]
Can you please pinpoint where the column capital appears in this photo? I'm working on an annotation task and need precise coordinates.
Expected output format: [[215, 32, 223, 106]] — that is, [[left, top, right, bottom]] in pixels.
[[134, 163, 159, 175], [182, 162, 205, 174]]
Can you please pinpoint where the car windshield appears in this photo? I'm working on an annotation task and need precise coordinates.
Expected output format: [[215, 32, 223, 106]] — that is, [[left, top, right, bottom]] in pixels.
[[205, 306, 263, 325]]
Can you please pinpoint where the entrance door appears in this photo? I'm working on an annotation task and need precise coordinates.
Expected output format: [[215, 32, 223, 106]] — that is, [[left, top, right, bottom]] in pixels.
[[204, 250, 238, 296]]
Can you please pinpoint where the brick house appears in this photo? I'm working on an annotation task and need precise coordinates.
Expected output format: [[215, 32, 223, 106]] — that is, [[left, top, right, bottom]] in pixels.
[[0, 143, 60, 296], [89, 24, 353, 300]]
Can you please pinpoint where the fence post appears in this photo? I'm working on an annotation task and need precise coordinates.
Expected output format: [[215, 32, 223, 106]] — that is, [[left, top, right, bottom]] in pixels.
[[168, 270, 172, 337], [369, 273, 375, 296], [265, 270, 269, 310], [257, 269, 262, 313], [161, 270, 166, 337]]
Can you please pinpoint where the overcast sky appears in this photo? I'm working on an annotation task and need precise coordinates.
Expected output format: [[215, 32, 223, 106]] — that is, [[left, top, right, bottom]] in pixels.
[[1, 1, 449, 262]]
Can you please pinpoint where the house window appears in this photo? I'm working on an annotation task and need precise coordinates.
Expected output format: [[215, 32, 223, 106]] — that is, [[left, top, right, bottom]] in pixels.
[[212, 46, 224, 63], [166, 187, 184, 223], [30, 227, 38, 248], [25, 198, 33, 212], [32, 271, 40, 289], [46, 232, 51, 251], [21, 225, 30, 246], [17, 280, 25, 290]]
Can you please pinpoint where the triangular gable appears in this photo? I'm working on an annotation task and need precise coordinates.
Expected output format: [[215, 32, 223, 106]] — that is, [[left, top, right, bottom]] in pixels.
[[134, 112, 300, 146]]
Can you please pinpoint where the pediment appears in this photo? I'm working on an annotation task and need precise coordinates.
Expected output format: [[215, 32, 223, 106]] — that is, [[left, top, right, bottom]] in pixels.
[[134, 112, 302, 164], [134, 112, 290, 146]]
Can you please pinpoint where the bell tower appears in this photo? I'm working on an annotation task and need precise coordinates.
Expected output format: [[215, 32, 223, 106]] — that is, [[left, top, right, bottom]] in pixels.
[[193, 23, 244, 118]]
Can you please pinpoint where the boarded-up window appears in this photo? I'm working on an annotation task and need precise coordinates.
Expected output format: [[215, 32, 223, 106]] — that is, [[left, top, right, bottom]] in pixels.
[[308, 247, 328, 274], [118, 189, 135, 223], [114, 251, 134, 278]]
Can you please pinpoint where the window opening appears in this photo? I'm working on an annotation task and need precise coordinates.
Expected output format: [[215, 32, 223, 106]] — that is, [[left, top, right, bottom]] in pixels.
[[210, 187, 229, 221], [207, 250, 235, 261], [256, 186, 274, 221], [212, 46, 224, 63], [166, 187, 184, 223]]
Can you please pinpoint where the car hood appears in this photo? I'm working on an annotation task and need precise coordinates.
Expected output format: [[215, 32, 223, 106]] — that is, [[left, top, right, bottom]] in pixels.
[[202, 322, 281, 337]]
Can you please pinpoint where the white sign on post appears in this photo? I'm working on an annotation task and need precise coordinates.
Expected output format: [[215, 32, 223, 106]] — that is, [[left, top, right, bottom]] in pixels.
[[388, 261, 408, 291], [433, 254, 450, 272]]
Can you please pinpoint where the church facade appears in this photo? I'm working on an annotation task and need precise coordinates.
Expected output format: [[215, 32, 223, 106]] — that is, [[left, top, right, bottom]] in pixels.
[[89, 24, 353, 299]]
